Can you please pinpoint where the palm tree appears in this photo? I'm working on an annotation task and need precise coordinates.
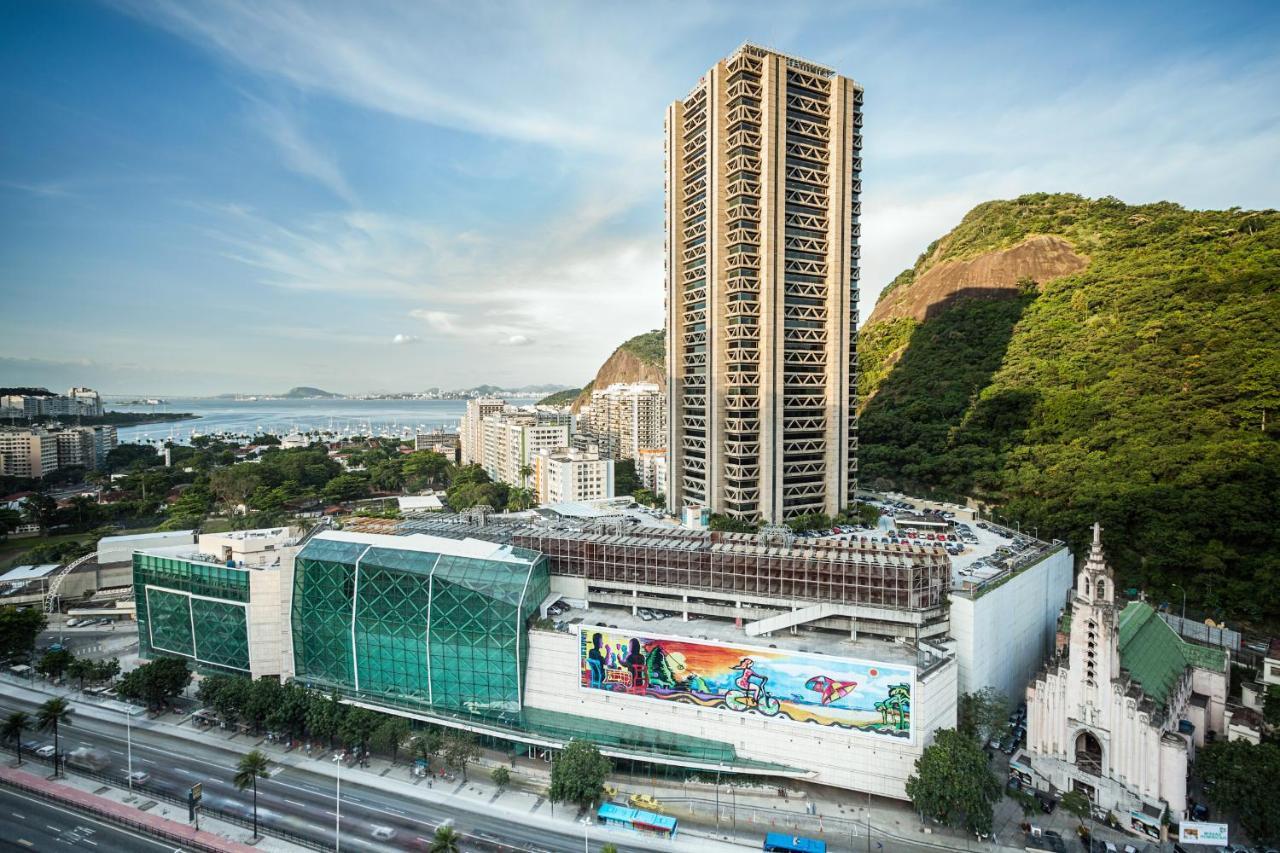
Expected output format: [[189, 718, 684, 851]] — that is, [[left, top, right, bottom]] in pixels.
[[429, 824, 461, 853], [233, 749, 271, 838], [2, 711, 30, 766], [518, 463, 534, 487], [36, 697, 72, 776]]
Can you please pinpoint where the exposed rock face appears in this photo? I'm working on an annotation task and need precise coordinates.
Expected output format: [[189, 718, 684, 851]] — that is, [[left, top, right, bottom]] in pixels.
[[572, 334, 665, 412], [866, 235, 1089, 327]]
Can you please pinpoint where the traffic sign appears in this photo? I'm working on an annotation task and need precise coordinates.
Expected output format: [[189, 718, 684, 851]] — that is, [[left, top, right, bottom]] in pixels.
[[190, 782, 202, 802]]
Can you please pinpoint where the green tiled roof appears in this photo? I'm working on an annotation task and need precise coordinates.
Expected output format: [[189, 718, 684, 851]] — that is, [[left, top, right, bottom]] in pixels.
[[1117, 602, 1227, 706]]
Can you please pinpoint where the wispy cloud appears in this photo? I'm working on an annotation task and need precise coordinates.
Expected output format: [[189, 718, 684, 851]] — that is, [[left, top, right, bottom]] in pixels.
[[247, 97, 357, 204], [391, 333, 420, 345]]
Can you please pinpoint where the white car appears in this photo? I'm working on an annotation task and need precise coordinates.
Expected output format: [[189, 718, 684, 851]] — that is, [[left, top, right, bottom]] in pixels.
[[370, 826, 397, 841], [35, 745, 56, 758], [66, 618, 79, 628]]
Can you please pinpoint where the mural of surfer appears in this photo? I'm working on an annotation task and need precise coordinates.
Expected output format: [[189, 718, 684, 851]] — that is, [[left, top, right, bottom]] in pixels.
[[577, 628, 914, 740]]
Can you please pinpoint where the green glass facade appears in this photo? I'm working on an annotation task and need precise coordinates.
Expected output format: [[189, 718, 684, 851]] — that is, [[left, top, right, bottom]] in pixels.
[[292, 536, 550, 714], [133, 552, 251, 675]]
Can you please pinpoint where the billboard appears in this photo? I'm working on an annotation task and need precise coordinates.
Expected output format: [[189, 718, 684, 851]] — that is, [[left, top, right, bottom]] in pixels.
[[1179, 822, 1229, 845], [577, 627, 915, 741]]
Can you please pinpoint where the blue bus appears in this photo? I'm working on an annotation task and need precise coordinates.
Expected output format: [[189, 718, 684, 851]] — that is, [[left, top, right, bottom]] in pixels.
[[763, 832, 827, 853], [597, 802, 678, 839]]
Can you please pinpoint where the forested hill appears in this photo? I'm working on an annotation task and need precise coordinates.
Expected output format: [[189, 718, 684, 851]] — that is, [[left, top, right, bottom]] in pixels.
[[857, 193, 1280, 626]]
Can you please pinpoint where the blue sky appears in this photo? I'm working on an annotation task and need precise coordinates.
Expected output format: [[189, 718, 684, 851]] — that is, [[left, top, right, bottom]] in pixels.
[[2, 1, 1278, 395]]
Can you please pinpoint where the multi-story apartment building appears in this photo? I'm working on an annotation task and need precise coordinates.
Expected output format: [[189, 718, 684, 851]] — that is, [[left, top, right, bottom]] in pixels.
[[636, 446, 668, 497], [55, 427, 96, 469], [580, 382, 665, 462], [0, 428, 58, 478], [459, 398, 506, 465], [532, 447, 615, 504], [479, 410, 573, 488], [415, 429, 459, 460], [665, 43, 861, 523], [0, 387, 104, 419], [91, 424, 118, 467]]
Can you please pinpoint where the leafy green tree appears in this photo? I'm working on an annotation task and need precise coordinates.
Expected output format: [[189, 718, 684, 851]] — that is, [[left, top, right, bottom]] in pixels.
[[707, 513, 757, 533], [233, 749, 271, 839], [601, 845, 619, 853], [429, 824, 461, 853], [506, 487, 536, 511], [210, 465, 262, 512], [548, 739, 611, 810], [370, 716, 411, 764], [306, 691, 345, 749], [21, 493, 58, 530], [104, 444, 160, 473], [491, 766, 510, 790], [442, 730, 480, 782], [402, 451, 452, 489], [36, 697, 72, 777], [957, 687, 1010, 744], [631, 488, 659, 507], [339, 706, 378, 759], [93, 657, 121, 684], [116, 656, 192, 710], [66, 657, 94, 690], [905, 728, 1002, 838], [1, 711, 30, 765], [0, 606, 47, 663], [1196, 739, 1280, 845], [0, 507, 23, 538], [412, 727, 444, 769], [323, 473, 371, 503], [1264, 684, 1280, 729], [855, 503, 882, 527], [614, 459, 640, 495], [1060, 788, 1091, 829], [36, 648, 74, 680]]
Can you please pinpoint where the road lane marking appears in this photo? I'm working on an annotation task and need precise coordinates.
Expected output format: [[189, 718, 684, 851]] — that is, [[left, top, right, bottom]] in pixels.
[[82, 839, 98, 846], [284, 798, 307, 807], [46, 825, 62, 832], [10, 811, 25, 819]]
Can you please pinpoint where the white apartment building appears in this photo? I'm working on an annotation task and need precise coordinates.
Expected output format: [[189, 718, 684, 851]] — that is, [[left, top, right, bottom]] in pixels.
[[636, 447, 668, 497], [55, 427, 96, 469], [581, 382, 665, 461], [459, 398, 506, 465], [0, 388, 104, 419], [0, 428, 58, 478], [532, 447, 615, 504], [481, 411, 572, 487]]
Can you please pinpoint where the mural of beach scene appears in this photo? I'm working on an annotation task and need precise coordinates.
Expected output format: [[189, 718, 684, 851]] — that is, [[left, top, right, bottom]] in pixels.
[[578, 627, 915, 741]]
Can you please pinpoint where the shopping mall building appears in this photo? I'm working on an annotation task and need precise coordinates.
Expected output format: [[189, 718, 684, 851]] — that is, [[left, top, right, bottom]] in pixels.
[[132, 512, 1072, 800]]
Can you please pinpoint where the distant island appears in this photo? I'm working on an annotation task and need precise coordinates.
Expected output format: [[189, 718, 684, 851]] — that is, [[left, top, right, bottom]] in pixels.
[[281, 386, 341, 399]]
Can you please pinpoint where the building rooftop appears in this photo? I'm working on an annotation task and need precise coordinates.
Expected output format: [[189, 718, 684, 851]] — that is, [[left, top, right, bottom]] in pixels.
[[1118, 601, 1228, 706], [312, 529, 538, 566], [0, 564, 59, 582], [558, 601, 934, 671]]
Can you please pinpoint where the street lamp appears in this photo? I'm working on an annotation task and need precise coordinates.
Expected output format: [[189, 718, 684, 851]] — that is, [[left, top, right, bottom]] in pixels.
[[124, 705, 134, 792], [1171, 583, 1187, 624], [579, 815, 591, 853], [332, 752, 343, 852]]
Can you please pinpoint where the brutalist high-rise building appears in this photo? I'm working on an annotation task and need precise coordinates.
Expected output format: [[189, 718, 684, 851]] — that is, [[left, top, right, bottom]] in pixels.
[[665, 43, 861, 523]]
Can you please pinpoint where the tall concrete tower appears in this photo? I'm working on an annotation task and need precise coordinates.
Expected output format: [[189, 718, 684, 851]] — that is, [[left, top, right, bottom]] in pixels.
[[665, 43, 862, 523]]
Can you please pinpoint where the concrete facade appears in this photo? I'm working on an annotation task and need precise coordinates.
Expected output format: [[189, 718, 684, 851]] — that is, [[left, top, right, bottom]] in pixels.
[[532, 447, 614, 505], [948, 544, 1073, 701], [666, 43, 861, 523]]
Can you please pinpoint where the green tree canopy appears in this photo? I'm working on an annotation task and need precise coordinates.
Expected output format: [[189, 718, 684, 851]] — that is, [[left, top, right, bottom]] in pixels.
[[957, 687, 1010, 745], [0, 606, 48, 663], [548, 739, 611, 810], [117, 656, 192, 710], [905, 728, 1003, 838], [1196, 739, 1280, 845]]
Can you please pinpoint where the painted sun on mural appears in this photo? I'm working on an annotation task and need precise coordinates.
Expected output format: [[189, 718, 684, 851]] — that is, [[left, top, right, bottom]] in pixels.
[[578, 628, 914, 740]]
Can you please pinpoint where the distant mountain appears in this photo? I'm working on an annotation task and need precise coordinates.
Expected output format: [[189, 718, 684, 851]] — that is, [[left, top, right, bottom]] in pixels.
[[281, 386, 342, 399], [857, 192, 1280, 625], [570, 330, 665, 411], [457, 383, 571, 396]]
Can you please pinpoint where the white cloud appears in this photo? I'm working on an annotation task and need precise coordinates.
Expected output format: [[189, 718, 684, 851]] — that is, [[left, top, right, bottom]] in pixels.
[[247, 97, 357, 204], [391, 333, 420, 344], [498, 334, 533, 347]]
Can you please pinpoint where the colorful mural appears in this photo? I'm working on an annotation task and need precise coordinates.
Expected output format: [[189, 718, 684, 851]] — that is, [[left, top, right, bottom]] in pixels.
[[578, 627, 915, 741]]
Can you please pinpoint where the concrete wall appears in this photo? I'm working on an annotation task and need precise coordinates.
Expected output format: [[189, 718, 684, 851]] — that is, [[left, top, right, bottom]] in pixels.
[[97, 531, 194, 566], [522, 628, 956, 799], [949, 545, 1072, 702], [247, 568, 282, 679]]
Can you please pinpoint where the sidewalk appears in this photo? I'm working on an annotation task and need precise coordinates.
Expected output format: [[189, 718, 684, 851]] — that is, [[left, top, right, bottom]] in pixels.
[[0, 762, 268, 852]]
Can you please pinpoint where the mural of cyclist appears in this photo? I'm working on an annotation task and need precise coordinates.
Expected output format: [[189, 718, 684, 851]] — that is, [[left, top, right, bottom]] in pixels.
[[731, 657, 768, 704]]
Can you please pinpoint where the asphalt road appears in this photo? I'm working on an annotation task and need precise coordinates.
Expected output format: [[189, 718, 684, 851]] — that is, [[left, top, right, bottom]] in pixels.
[[0, 690, 657, 853], [0, 784, 183, 852]]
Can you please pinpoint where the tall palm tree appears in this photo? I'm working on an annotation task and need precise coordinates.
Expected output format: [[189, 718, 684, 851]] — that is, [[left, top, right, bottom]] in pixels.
[[36, 697, 72, 776], [233, 749, 271, 839], [429, 824, 461, 853], [2, 711, 30, 766]]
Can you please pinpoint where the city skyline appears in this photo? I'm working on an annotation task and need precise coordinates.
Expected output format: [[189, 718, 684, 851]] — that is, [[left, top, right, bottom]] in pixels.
[[3, 1, 1279, 394]]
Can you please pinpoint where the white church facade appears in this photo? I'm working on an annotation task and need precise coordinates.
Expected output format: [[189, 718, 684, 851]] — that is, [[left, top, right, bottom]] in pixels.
[[1021, 524, 1227, 837]]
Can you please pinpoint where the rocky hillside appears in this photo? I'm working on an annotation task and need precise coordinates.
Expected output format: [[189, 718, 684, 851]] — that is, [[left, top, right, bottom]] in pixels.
[[858, 193, 1280, 626], [569, 330, 664, 411]]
